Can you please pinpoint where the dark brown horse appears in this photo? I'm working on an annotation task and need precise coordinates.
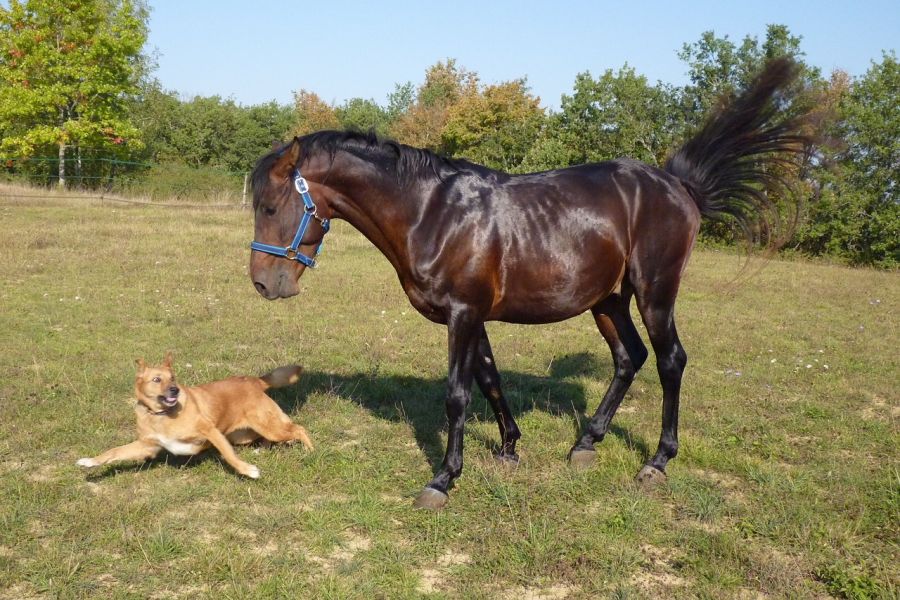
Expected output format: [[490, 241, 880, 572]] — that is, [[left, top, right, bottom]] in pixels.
[[249, 58, 808, 509]]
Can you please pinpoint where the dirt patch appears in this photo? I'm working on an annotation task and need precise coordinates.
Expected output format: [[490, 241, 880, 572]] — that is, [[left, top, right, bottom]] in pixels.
[[309, 531, 373, 573], [26, 463, 58, 483], [502, 583, 577, 600], [746, 546, 806, 596], [628, 544, 689, 596], [0, 583, 43, 600], [690, 467, 748, 504], [416, 551, 471, 594], [252, 540, 279, 557], [149, 584, 209, 600], [860, 394, 899, 422]]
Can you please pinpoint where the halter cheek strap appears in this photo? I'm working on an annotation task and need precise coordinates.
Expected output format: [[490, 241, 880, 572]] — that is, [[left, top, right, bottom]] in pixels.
[[249, 169, 331, 268]]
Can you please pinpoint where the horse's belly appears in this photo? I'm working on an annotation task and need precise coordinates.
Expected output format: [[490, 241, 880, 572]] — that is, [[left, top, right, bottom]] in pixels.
[[490, 262, 624, 323]]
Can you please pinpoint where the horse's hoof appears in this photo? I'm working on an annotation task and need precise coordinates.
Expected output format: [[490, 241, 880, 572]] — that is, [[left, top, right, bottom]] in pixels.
[[413, 487, 449, 510], [635, 465, 667, 489], [568, 448, 598, 470], [494, 452, 520, 468]]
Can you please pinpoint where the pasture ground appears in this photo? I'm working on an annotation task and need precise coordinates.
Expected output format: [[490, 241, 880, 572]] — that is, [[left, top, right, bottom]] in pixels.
[[0, 191, 897, 598]]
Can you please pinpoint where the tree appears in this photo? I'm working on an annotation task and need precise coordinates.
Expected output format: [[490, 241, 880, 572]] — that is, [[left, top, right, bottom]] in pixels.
[[290, 89, 339, 136], [132, 86, 293, 173], [677, 25, 819, 133], [441, 78, 545, 172], [390, 59, 478, 151], [336, 97, 390, 136], [0, 0, 149, 186], [521, 65, 677, 173], [796, 54, 899, 266], [677, 25, 823, 245]]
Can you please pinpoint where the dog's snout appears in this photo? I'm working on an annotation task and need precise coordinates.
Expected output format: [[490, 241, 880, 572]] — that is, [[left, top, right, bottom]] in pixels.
[[168, 386, 179, 396]]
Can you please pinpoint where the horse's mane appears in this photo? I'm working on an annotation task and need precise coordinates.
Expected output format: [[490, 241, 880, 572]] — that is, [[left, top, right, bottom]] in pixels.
[[252, 130, 489, 206]]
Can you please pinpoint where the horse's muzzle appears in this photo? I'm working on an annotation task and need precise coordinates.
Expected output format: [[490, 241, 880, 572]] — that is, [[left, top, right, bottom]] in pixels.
[[250, 257, 303, 299]]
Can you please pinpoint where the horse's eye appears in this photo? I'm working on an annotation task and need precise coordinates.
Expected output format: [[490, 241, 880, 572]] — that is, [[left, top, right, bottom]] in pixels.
[[264, 206, 276, 216]]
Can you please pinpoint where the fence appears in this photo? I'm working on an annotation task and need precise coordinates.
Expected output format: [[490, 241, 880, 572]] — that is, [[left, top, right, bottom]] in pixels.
[[1, 155, 251, 207]]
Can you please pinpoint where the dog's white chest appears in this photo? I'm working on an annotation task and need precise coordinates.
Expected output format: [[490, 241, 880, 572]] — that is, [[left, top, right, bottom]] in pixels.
[[153, 435, 202, 456]]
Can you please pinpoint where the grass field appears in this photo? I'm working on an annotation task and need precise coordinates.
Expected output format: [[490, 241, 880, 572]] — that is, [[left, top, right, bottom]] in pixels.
[[0, 191, 897, 599]]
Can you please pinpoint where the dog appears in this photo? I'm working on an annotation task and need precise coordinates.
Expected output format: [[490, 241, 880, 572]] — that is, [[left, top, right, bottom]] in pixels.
[[76, 352, 312, 478]]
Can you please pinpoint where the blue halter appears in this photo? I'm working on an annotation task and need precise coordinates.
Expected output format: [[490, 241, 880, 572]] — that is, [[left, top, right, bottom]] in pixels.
[[250, 169, 330, 268]]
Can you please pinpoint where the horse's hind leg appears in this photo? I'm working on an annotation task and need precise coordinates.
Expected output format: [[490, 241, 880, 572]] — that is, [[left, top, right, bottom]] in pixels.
[[473, 325, 521, 464], [569, 289, 647, 468], [633, 291, 687, 487]]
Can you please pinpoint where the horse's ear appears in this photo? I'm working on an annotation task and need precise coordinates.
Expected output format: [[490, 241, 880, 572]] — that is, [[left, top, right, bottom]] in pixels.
[[272, 137, 301, 179]]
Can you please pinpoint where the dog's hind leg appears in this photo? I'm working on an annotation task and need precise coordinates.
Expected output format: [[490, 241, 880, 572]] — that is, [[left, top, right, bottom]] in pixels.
[[260, 421, 314, 450], [245, 397, 314, 450], [76, 440, 161, 469]]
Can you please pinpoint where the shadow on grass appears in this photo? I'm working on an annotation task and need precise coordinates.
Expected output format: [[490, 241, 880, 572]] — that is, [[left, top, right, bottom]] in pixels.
[[273, 351, 652, 476], [83, 352, 652, 481], [82, 438, 285, 481]]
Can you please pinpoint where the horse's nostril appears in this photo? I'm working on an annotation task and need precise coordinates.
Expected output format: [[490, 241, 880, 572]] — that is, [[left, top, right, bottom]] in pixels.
[[254, 281, 268, 296]]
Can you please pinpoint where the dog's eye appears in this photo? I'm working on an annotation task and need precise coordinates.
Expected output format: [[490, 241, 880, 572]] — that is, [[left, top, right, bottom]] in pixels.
[[152, 376, 161, 383]]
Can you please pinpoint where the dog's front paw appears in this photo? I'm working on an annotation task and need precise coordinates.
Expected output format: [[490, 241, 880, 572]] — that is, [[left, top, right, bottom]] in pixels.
[[76, 458, 99, 468], [244, 464, 260, 479]]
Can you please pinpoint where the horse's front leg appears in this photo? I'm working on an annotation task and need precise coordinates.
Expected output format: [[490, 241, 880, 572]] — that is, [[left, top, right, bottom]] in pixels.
[[413, 308, 480, 510], [474, 325, 521, 464]]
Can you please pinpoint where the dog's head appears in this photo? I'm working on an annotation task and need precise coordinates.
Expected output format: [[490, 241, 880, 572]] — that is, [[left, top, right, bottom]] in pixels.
[[134, 351, 181, 414]]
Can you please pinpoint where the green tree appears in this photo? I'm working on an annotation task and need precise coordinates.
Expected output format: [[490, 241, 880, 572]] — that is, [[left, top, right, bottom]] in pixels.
[[442, 78, 545, 172], [521, 65, 677, 172], [677, 25, 818, 132], [797, 54, 899, 266], [0, 0, 149, 186], [133, 88, 293, 173], [336, 97, 390, 136]]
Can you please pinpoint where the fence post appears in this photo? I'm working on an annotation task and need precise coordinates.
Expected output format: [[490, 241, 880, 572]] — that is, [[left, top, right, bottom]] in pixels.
[[242, 172, 249, 208]]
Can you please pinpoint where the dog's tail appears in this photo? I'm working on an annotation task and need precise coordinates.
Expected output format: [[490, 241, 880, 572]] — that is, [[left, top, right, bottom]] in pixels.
[[259, 365, 303, 390]]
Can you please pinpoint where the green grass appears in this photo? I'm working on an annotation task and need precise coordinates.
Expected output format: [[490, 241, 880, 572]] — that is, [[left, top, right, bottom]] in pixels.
[[0, 192, 897, 598]]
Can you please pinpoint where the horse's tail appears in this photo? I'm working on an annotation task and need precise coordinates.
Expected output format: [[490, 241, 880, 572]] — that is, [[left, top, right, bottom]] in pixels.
[[259, 365, 303, 390], [664, 57, 810, 243]]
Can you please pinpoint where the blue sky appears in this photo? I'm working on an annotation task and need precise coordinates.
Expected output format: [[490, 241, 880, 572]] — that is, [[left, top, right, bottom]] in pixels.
[[146, 1, 898, 110]]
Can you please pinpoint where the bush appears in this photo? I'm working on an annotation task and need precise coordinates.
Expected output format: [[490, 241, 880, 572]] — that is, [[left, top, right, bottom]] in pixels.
[[112, 162, 246, 204]]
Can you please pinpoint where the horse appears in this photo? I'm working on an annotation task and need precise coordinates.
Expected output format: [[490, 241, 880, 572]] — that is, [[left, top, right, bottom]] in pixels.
[[248, 58, 809, 509]]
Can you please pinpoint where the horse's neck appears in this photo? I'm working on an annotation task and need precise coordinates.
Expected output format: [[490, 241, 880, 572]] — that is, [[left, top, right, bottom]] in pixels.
[[327, 160, 428, 276]]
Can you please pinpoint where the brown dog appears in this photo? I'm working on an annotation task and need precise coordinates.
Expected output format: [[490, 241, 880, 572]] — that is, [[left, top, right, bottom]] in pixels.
[[76, 353, 312, 478]]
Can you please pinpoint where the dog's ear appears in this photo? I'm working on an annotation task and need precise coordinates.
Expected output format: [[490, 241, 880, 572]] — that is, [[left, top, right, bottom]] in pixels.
[[163, 351, 173, 369], [135, 358, 145, 372]]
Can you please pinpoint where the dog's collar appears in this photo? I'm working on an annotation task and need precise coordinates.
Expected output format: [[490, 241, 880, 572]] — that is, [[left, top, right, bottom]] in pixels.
[[137, 399, 179, 416]]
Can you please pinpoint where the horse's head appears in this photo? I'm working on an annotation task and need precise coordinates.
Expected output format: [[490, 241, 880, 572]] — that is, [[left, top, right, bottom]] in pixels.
[[249, 137, 335, 299]]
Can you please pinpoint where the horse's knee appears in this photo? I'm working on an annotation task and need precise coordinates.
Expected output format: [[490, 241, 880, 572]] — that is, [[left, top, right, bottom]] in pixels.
[[632, 343, 649, 372], [614, 351, 639, 382], [445, 389, 470, 414], [657, 344, 687, 379]]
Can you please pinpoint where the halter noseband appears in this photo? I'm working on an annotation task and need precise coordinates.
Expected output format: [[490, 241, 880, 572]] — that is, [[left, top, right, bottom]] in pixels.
[[250, 169, 330, 268]]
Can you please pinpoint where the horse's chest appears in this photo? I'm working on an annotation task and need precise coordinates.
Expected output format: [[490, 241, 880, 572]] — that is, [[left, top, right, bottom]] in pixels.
[[402, 280, 447, 324]]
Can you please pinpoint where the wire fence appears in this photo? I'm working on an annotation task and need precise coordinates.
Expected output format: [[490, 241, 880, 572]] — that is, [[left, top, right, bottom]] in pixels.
[[1, 155, 251, 208]]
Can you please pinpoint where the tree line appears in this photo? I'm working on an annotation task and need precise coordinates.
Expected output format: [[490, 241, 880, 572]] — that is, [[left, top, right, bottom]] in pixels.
[[0, 1, 896, 266]]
